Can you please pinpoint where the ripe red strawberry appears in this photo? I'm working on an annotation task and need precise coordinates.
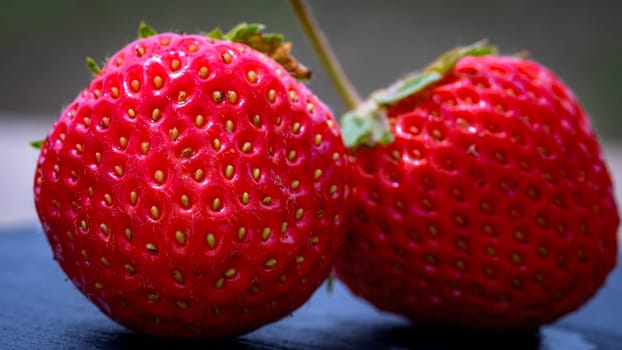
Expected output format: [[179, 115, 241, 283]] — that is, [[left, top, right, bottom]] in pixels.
[[33, 23, 349, 338], [335, 43, 619, 331]]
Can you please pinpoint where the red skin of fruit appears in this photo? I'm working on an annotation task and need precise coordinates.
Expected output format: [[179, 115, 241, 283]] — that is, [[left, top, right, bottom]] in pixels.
[[33, 33, 349, 338], [336, 55, 619, 331]]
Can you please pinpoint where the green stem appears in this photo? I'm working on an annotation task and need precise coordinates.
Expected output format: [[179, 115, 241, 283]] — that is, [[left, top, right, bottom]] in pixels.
[[289, 0, 362, 110]]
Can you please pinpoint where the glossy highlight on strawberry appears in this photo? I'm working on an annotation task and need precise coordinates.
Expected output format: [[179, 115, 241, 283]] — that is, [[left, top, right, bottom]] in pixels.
[[336, 51, 619, 331], [33, 25, 349, 338]]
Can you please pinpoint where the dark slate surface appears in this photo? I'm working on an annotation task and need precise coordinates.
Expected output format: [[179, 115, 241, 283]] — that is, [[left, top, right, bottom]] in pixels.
[[1, 226, 620, 350]]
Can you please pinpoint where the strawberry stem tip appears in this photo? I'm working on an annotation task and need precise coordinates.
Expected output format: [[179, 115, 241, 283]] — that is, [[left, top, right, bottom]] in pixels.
[[288, 0, 361, 109], [138, 21, 158, 39], [342, 41, 496, 149], [209, 22, 311, 80]]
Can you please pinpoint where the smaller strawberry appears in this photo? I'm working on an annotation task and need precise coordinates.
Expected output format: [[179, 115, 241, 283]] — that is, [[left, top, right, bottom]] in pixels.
[[335, 42, 619, 331], [33, 23, 349, 338]]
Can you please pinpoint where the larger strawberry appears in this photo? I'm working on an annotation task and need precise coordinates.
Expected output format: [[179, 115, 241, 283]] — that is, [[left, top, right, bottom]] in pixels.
[[335, 43, 619, 331], [33, 23, 349, 338]]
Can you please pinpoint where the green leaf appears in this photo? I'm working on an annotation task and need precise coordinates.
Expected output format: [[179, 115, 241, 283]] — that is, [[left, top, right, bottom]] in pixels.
[[138, 21, 158, 39], [426, 40, 496, 75], [339, 40, 498, 150], [221, 23, 284, 46], [30, 139, 44, 150], [373, 40, 496, 106], [85, 56, 100, 75], [206, 28, 224, 39], [260, 32, 284, 45], [224, 22, 264, 41], [212, 22, 309, 79], [373, 71, 442, 105], [340, 100, 394, 148]]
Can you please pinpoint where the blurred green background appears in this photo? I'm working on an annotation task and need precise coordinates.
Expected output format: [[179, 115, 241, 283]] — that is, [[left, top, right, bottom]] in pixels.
[[1, 0, 621, 139]]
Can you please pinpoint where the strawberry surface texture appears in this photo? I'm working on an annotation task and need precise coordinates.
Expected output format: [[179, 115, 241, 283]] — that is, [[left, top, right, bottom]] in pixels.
[[336, 53, 619, 331], [33, 29, 349, 338]]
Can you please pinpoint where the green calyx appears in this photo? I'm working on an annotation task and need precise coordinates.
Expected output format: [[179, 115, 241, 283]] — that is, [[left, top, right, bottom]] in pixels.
[[341, 40, 496, 149], [208, 22, 311, 80], [207, 22, 283, 45], [30, 139, 44, 150], [84, 21, 310, 80], [85, 57, 100, 75], [341, 99, 394, 148], [138, 21, 158, 39], [374, 40, 496, 105]]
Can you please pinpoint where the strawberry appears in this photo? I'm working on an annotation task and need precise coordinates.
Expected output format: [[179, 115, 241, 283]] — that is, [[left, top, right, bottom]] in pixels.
[[335, 43, 619, 331], [33, 23, 349, 338]]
